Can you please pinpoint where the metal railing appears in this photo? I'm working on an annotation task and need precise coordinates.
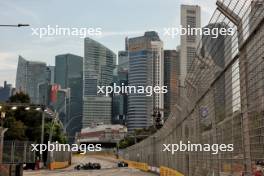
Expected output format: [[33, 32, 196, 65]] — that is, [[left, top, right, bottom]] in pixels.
[[2, 141, 36, 164]]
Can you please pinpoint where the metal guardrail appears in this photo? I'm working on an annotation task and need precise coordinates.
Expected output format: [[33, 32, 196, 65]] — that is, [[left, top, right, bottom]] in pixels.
[[47, 149, 71, 170]]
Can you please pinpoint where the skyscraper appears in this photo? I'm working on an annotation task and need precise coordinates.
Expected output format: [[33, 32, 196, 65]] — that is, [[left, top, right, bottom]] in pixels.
[[38, 66, 55, 105], [46, 66, 55, 85], [164, 50, 180, 120], [54, 53, 83, 140], [118, 50, 129, 70], [112, 50, 129, 125], [16, 56, 47, 104], [83, 38, 115, 127], [0, 81, 12, 102], [180, 5, 201, 86], [127, 31, 164, 132], [83, 96, 112, 127]]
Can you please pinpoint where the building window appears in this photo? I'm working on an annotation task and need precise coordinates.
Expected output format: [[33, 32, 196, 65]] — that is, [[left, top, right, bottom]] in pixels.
[[187, 10, 196, 14], [187, 47, 196, 72], [187, 16, 196, 27], [186, 16, 196, 43]]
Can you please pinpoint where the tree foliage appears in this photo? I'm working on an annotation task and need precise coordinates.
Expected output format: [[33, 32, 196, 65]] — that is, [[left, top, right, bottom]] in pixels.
[[118, 126, 157, 149], [8, 92, 30, 103], [3, 92, 66, 143], [4, 116, 27, 140], [118, 136, 135, 149]]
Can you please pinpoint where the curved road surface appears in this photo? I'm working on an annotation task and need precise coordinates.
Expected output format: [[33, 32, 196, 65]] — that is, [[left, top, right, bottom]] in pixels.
[[24, 155, 157, 176]]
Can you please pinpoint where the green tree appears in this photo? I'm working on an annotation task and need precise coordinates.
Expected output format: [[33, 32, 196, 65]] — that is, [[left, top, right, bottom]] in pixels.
[[8, 92, 30, 103], [4, 116, 27, 140], [118, 137, 135, 149], [3, 92, 66, 143]]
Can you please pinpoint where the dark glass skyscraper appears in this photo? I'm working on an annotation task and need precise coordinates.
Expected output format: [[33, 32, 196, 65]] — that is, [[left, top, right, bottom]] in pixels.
[[0, 81, 12, 102], [55, 53, 83, 141], [112, 50, 128, 125], [164, 50, 180, 120]]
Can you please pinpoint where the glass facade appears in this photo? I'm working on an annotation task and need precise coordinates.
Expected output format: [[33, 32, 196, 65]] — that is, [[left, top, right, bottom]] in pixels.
[[127, 31, 164, 133], [54, 53, 83, 141], [83, 38, 116, 127], [16, 56, 47, 104], [112, 50, 129, 125], [164, 50, 180, 120], [0, 81, 12, 102], [83, 96, 112, 126]]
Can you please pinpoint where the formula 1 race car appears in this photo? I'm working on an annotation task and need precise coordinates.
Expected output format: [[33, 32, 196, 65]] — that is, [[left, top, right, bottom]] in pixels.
[[117, 161, 128, 167], [75, 162, 101, 170]]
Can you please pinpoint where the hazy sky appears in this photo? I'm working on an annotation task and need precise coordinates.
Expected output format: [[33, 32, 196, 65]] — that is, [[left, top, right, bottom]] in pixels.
[[0, 0, 216, 86]]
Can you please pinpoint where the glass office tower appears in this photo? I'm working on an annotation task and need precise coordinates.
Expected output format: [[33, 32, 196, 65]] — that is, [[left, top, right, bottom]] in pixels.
[[55, 53, 83, 141], [83, 38, 116, 127], [16, 55, 47, 104], [127, 31, 164, 133]]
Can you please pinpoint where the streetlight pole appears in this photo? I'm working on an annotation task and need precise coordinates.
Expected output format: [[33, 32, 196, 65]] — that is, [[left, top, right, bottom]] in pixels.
[[0, 127, 8, 163], [0, 103, 56, 166], [40, 111, 45, 163], [0, 24, 30, 27], [0, 106, 8, 164], [62, 114, 82, 134], [152, 136, 157, 167]]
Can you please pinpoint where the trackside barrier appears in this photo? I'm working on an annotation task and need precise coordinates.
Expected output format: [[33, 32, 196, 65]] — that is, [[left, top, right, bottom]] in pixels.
[[148, 166, 160, 174], [48, 150, 71, 170], [87, 151, 116, 158], [123, 160, 149, 172], [0, 164, 23, 176], [160, 166, 184, 176], [73, 151, 116, 158], [49, 161, 69, 170]]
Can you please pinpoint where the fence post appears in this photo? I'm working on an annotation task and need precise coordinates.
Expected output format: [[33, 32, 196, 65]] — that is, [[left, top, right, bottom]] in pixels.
[[239, 46, 252, 175], [0, 127, 8, 163], [11, 141, 15, 163], [23, 141, 27, 163]]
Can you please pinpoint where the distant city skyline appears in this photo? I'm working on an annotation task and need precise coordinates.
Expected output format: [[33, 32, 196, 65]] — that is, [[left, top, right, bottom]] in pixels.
[[0, 0, 216, 85]]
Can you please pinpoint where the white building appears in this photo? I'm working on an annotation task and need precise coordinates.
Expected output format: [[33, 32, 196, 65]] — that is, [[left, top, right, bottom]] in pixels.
[[76, 124, 127, 144], [180, 5, 201, 86]]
